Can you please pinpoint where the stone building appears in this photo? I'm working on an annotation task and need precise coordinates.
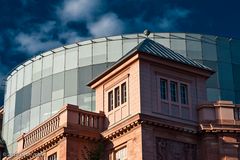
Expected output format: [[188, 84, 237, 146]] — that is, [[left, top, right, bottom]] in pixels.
[[3, 38, 240, 160]]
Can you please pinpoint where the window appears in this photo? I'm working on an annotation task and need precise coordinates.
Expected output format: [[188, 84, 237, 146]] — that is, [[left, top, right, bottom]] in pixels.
[[115, 147, 127, 160], [121, 82, 127, 104], [115, 87, 120, 107], [48, 153, 57, 160], [234, 107, 240, 120], [170, 81, 178, 102], [108, 91, 114, 111], [160, 79, 167, 100], [180, 84, 188, 104]]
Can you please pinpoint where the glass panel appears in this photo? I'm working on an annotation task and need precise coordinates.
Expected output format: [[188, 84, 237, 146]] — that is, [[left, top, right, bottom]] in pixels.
[[7, 119, 14, 145], [160, 79, 168, 100], [108, 91, 113, 111], [170, 33, 186, 56], [108, 39, 122, 62], [15, 88, 23, 116], [202, 35, 217, 61], [235, 91, 240, 104], [23, 84, 32, 112], [10, 74, 17, 95], [232, 64, 240, 91], [64, 96, 77, 105], [53, 51, 65, 74], [203, 61, 219, 88], [221, 90, 235, 102], [40, 102, 51, 122], [207, 88, 220, 102], [216, 37, 231, 63], [92, 91, 96, 111], [123, 37, 138, 55], [154, 33, 170, 48], [230, 39, 240, 64], [3, 99, 9, 123], [186, 34, 202, 60], [114, 87, 120, 107], [9, 94, 16, 120], [5, 78, 11, 100], [65, 69, 78, 97], [30, 106, 40, 130], [31, 80, 41, 107], [170, 81, 178, 102], [78, 66, 92, 94], [93, 42, 107, 64], [16, 68, 24, 91], [65, 47, 78, 70], [41, 76, 52, 103], [24, 63, 32, 86], [2, 123, 8, 144], [32, 58, 42, 81], [78, 93, 92, 111], [52, 72, 64, 100], [21, 110, 30, 134], [52, 99, 63, 115], [79, 44, 92, 67], [92, 63, 107, 79], [218, 63, 234, 90], [42, 54, 53, 77]]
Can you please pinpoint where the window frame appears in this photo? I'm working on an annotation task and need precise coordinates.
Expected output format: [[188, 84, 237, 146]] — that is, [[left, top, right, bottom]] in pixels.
[[48, 152, 57, 160], [108, 91, 114, 112]]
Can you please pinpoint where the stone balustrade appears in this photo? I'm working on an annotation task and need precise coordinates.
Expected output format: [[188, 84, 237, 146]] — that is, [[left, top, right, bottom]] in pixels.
[[17, 104, 105, 152]]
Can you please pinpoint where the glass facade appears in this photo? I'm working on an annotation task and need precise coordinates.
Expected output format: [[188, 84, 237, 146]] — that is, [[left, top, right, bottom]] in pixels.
[[2, 33, 240, 154]]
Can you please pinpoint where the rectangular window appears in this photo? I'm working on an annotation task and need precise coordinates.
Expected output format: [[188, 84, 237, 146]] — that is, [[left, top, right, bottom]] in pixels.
[[160, 79, 168, 100], [115, 87, 120, 107], [121, 82, 127, 104], [115, 147, 127, 160], [48, 153, 57, 160], [108, 91, 113, 111], [170, 81, 178, 102], [180, 84, 188, 104], [234, 107, 240, 120]]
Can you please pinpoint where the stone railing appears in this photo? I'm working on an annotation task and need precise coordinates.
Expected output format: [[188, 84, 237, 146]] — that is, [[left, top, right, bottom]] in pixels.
[[198, 100, 240, 131], [17, 104, 105, 152]]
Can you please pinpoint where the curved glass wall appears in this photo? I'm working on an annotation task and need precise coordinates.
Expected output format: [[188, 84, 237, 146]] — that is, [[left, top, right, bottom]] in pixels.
[[2, 33, 240, 154]]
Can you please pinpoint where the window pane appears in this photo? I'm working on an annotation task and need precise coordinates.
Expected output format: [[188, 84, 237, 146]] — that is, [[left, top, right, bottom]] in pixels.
[[121, 82, 127, 104], [79, 44, 92, 67], [24, 63, 32, 86], [216, 37, 231, 63], [40, 102, 51, 122], [108, 40, 122, 62], [207, 88, 220, 102], [16, 68, 24, 91], [14, 114, 21, 134], [23, 84, 32, 112], [160, 79, 167, 100], [115, 147, 127, 160], [203, 61, 219, 88], [64, 96, 77, 106], [65, 69, 78, 97], [92, 63, 107, 79], [52, 72, 64, 100], [108, 91, 113, 111], [170, 81, 178, 102], [180, 84, 188, 104], [233, 64, 240, 91], [65, 47, 78, 70], [5, 78, 11, 100], [123, 37, 138, 55], [218, 62, 234, 90], [93, 41, 107, 64], [42, 54, 53, 77], [53, 51, 65, 74], [30, 106, 40, 130], [230, 39, 240, 64], [31, 80, 41, 107], [41, 76, 52, 103], [15, 89, 23, 116], [32, 58, 42, 82], [115, 87, 120, 107], [9, 94, 16, 120], [8, 119, 14, 145]]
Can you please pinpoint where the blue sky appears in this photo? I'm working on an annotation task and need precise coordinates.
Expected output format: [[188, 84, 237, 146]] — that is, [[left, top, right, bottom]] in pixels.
[[0, 0, 239, 105]]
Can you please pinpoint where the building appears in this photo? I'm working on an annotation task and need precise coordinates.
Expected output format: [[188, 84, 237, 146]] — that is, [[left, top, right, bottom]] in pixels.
[[2, 33, 240, 159]]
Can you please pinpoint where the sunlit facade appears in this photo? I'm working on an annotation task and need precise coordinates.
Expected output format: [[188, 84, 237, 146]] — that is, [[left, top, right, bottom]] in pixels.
[[2, 33, 240, 154]]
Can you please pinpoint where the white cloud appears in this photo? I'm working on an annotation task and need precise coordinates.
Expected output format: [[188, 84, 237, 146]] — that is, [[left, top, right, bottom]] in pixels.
[[57, 0, 101, 23], [87, 13, 124, 37], [58, 31, 84, 44]]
